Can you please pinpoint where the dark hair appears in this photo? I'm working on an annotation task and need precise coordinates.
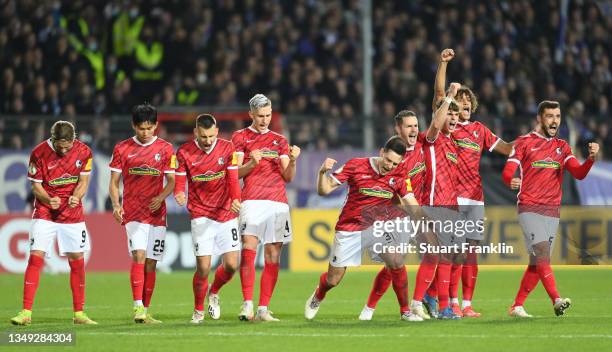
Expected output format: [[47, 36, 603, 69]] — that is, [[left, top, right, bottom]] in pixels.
[[456, 85, 479, 113], [196, 114, 217, 129], [436, 98, 460, 112], [383, 136, 407, 156], [537, 100, 560, 116], [131, 103, 157, 125], [50, 120, 76, 141], [394, 110, 417, 126]]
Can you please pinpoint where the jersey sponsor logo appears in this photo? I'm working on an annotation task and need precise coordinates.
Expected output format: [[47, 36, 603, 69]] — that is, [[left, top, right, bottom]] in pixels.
[[28, 163, 37, 175], [261, 149, 279, 158], [48, 174, 79, 186], [358, 187, 394, 199], [128, 165, 161, 176], [192, 170, 225, 182], [408, 162, 425, 177], [446, 152, 458, 164], [531, 158, 561, 169], [455, 138, 481, 152]]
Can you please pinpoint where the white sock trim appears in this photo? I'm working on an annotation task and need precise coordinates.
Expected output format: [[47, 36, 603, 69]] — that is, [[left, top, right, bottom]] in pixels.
[[462, 300, 471, 309]]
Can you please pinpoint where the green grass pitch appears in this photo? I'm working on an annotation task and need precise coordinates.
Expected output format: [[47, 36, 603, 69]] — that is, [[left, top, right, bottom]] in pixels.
[[2, 268, 611, 351]]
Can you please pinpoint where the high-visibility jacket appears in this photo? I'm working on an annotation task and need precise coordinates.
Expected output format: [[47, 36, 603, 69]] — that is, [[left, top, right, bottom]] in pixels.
[[113, 12, 145, 57], [132, 41, 164, 81]]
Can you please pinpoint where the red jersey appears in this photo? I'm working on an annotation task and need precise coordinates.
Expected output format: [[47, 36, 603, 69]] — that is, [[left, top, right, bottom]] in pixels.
[[27, 139, 93, 223], [453, 121, 500, 201], [109, 136, 176, 226], [176, 138, 238, 222], [331, 158, 413, 231], [232, 127, 290, 204], [395, 138, 426, 203], [423, 131, 459, 207], [507, 131, 575, 216]]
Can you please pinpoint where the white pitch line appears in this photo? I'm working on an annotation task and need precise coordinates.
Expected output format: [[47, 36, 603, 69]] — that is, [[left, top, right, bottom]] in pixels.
[[83, 331, 612, 339]]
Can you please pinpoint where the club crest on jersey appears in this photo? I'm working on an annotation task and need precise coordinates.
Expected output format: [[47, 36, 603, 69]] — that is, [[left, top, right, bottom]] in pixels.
[[128, 165, 161, 176], [76, 160, 82, 168], [359, 187, 394, 199], [192, 170, 225, 182], [218, 157, 225, 165], [455, 138, 480, 152], [408, 162, 426, 177], [556, 147, 562, 155], [532, 157, 561, 169], [28, 163, 37, 175], [155, 153, 161, 162], [473, 130, 479, 138], [48, 173, 79, 186], [389, 177, 396, 186]]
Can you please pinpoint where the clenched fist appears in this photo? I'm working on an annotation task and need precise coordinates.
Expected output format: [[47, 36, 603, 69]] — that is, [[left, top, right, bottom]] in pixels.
[[588, 142, 599, 160], [319, 158, 337, 174], [440, 48, 455, 62], [289, 145, 301, 161]]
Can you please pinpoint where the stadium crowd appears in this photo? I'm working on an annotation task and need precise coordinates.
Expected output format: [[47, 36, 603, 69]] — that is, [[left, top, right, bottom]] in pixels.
[[0, 0, 610, 158]]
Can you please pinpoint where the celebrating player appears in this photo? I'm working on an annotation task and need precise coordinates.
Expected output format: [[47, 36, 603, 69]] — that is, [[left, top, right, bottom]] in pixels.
[[305, 136, 430, 322], [232, 94, 300, 321], [503, 100, 598, 317], [432, 48, 514, 317], [11, 121, 97, 325], [174, 114, 242, 323], [358, 110, 433, 321], [109, 103, 176, 324]]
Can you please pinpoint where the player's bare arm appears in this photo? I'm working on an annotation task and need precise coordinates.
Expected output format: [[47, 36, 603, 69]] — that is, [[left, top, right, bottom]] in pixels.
[[31, 182, 61, 209], [69, 173, 91, 208], [149, 173, 175, 212], [426, 82, 460, 142], [280, 145, 301, 182], [237, 149, 262, 178], [109, 171, 124, 223], [493, 140, 514, 157], [317, 158, 340, 195], [432, 48, 455, 111]]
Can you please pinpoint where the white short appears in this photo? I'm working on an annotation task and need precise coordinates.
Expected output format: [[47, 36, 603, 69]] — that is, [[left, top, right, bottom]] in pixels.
[[457, 197, 485, 241], [30, 219, 90, 257], [518, 212, 560, 256], [239, 200, 292, 244], [330, 228, 383, 267], [125, 221, 167, 261], [191, 217, 240, 256], [368, 217, 414, 263], [423, 206, 464, 247]]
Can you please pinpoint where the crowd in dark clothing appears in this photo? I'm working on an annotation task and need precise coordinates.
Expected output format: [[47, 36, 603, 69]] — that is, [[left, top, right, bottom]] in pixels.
[[0, 0, 610, 157]]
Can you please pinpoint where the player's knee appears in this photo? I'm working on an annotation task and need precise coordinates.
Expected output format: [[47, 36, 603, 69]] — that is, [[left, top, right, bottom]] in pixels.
[[224, 261, 238, 274], [144, 259, 157, 272]]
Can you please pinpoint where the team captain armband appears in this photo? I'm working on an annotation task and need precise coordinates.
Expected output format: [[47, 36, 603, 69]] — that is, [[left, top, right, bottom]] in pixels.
[[406, 178, 413, 193], [231, 152, 239, 166], [84, 158, 93, 171], [170, 155, 177, 169]]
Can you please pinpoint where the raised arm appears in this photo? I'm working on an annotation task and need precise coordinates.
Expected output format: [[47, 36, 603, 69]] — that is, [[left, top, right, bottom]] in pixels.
[[317, 158, 341, 196], [432, 48, 455, 111], [565, 142, 598, 180], [280, 145, 301, 182]]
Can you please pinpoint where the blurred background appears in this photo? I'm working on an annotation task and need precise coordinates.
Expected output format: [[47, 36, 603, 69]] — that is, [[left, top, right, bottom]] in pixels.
[[0, 0, 610, 272]]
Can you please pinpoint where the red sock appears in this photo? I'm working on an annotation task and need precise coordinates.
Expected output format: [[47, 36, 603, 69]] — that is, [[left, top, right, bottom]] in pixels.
[[143, 271, 156, 308], [512, 265, 539, 307], [130, 262, 145, 301], [315, 272, 332, 301], [449, 264, 462, 301], [210, 265, 234, 295], [426, 271, 438, 297], [258, 262, 279, 307], [389, 266, 409, 313], [23, 255, 44, 310], [413, 256, 437, 301], [69, 258, 85, 312], [366, 267, 392, 309], [461, 251, 478, 301], [192, 272, 208, 311], [436, 263, 451, 310], [240, 249, 257, 301], [536, 261, 560, 304]]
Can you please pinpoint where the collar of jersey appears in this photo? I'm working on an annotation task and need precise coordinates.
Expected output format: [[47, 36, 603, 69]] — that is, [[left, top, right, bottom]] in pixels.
[[46, 139, 56, 152], [458, 120, 470, 126], [531, 131, 552, 141], [369, 157, 381, 175], [194, 139, 217, 154], [132, 135, 158, 147], [248, 126, 269, 134]]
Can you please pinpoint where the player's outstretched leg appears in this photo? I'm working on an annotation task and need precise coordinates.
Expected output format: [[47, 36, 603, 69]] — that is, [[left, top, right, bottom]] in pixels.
[[508, 264, 538, 318], [359, 266, 392, 320], [305, 266, 346, 320], [11, 253, 44, 325], [208, 253, 238, 320]]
